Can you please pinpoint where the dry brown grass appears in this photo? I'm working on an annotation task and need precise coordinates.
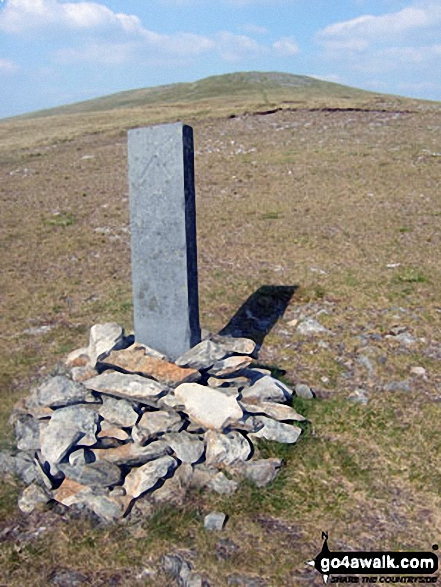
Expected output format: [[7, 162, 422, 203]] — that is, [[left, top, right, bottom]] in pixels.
[[0, 76, 440, 585]]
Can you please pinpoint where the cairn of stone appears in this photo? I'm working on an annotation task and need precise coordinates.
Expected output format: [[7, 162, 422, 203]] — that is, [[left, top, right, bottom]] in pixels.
[[9, 323, 306, 522]]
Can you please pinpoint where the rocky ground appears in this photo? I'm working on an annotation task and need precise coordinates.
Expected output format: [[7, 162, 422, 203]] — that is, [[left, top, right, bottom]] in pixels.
[[0, 105, 440, 585]]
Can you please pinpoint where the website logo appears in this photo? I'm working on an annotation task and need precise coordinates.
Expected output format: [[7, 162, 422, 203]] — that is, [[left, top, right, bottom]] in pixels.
[[307, 532, 438, 584]]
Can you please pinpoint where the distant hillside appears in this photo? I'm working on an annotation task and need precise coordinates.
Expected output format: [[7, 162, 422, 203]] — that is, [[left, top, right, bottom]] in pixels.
[[13, 71, 401, 120], [1, 71, 438, 154]]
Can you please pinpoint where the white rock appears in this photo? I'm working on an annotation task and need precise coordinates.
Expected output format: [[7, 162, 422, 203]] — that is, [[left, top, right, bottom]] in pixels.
[[410, 366, 426, 377], [241, 375, 292, 404], [83, 371, 167, 405], [297, 318, 330, 336], [174, 383, 243, 430], [18, 483, 51, 514], [204, 511, 226, 531], [98, 395, 139, 427], [249, 416, 302, 443], [123, 456, 177, 498], [294, 383, 314, 399], [205, 430, 251, 466], [40, 405, 99, 473], [163, 431, 205, 464], [88, 323, 124, 364], [240, 401, 305, 422]]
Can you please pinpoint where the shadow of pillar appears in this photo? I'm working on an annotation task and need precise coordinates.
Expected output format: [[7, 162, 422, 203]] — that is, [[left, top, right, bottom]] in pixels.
[[218, 285, 298, 349]]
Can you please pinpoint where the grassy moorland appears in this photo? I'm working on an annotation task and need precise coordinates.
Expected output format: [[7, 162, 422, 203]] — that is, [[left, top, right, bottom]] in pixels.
[[0, 72, 440, 586]]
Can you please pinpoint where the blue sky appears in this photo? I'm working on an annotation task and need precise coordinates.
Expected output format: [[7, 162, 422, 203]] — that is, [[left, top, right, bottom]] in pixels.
[[0, 0, 440, 118]]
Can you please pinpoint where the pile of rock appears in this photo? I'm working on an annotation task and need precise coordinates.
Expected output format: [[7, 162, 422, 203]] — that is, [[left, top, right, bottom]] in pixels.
[[7, 323, 307, 522]]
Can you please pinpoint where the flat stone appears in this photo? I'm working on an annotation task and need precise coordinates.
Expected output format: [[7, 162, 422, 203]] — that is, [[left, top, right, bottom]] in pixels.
[[18, 483, 51, 514], [97, 422, 131, 442], [15, 416, 40, 451], [37, 376, 90, 408], [204, 511, 226, 531], [207, 471, 238, 494], [40, 405, 99, 473], [92, 440, 171, 466], [207, 376, 250, 389], [70, 365, 98, 383], [132, 410, 183, 444], [83, 371, 167, 405], [128, 123, 201, 361], [410, 366, 426, 377], [55, 479, 130, 522], [176, 337, 256, 370], [347, 389, 369, 404], [49, 569, 88, 587], [158, 392, 185, 411], [205, 430, 251, 466], [241, 376, 292, 404], [16, 452, 39, 484], [208, 356, 253, 377], [123, 455, 177, 498], [240, 401, 306, 422], [88, 322, 125, 364], [65, 347, 90, 368], [58, 460, 122, 488], [383, 379, 412, 392], [175, 383, 243, 430], [151, 462, 193, 505], [249, 416, 302, 443], [297, 318, 330, 336], [102, 345, 200, 387], [98, 395, 139, 427], [163, 431, 205, 464], [294, 383, 314, 399], [234, 458, 282, 487]]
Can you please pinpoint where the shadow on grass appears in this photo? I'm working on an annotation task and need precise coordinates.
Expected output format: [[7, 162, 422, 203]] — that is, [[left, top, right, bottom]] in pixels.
[[218, 285, 297, 348]]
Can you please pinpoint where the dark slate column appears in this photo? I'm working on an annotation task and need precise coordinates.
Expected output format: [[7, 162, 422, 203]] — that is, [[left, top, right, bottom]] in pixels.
[[128, 123, 201, 361]]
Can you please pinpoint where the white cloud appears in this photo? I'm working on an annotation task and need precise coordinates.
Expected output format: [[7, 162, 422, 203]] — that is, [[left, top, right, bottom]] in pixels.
[[216, 31, 265, 61], [242, 23, 268, 35], [317, 2, 441, 50], [273, 36, 299, 56], [0, 57, 19, 72], [0, 0, 144, 33]]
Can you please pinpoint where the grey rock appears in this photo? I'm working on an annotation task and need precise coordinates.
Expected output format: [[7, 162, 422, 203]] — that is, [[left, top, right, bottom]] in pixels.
[[249, 416, 302, 443], [357, 355, 375, 378], [68, 448, 89, 467], [15, 452, 38, 484], [174, 383, 243, 430], [204, 511, 226, 531], [37, 376, 90, 408], [395, 332, 417, 346], [383, 380, 412, 392], [207, 472, 238, 494], [207, 376, 250, 389], [18, 483, 51, 514], [347, 389, 369, 404], [235, 458, 282, 487], [162, 553, 205, 587], [0, 449, 19, 476], [240, 401, 305, 422], [132, 410, 183, 444], [98, 395, 139, 427], [15, 416, 40, 451], [294, 383, 314, 399], [241, 376, 292, 404], [88, 322, 125, 364], [205, 430, 251, 466], [83, 371, 167, 405], [297, 318, 330, 336], [58, 460, 122, 488], [40, 405, 99, 473], [176, 339, 231, 370], [190, 464, 219, 489], [164, 431, 205, 464], [92, 440, 171, 466], [216, 538, 240, 560], [49, 569, 88, 587], [158, 391, 185, 411], [229, 414, 265, 434], [97, 421, 130, 441], [151, 462, 193, 505], [208, 356, 253, 378], [123, 455, 177, 498]]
